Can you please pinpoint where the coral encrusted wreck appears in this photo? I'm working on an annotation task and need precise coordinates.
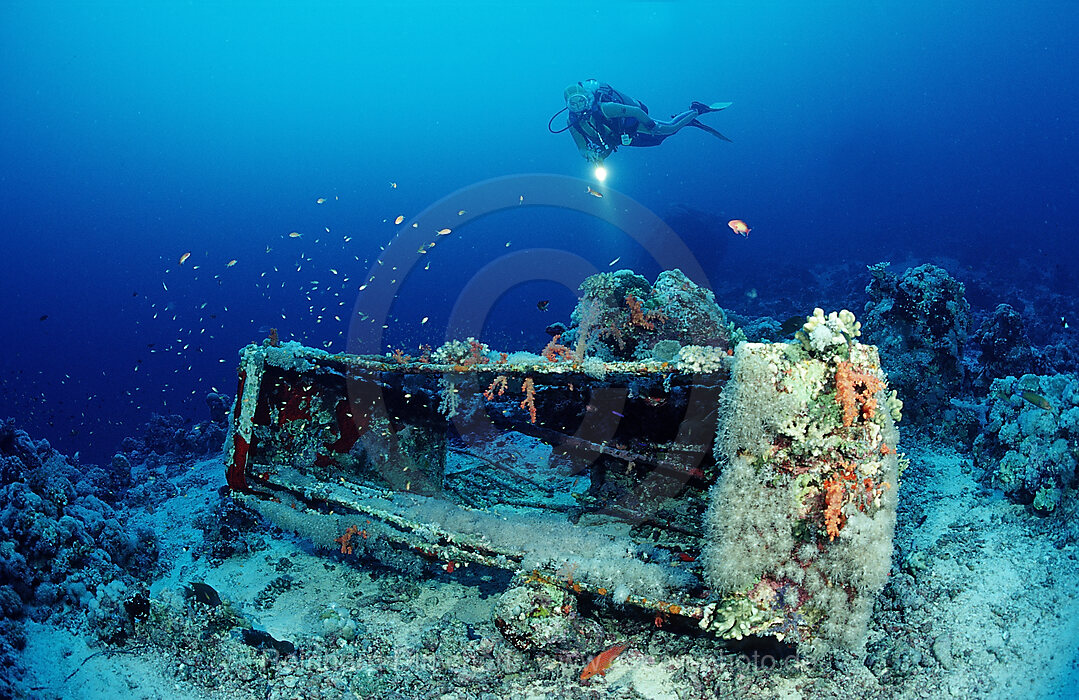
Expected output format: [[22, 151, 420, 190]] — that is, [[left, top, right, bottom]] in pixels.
[[703, 310, 902, 652]]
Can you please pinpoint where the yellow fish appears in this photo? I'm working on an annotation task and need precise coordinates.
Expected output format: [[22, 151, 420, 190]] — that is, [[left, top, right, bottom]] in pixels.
[[289, 232, 302, 238], [226, 259, 237, 268], [587, 186, 603, 198], [394, 215, 405, 225], [179, 252, 191, 265], [458, 210, 466, 216], [437, 228, 452, 236], [316, 197, 326, 204]]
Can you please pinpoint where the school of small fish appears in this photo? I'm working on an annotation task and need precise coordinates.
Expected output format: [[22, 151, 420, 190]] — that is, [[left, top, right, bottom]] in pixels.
[[66, 171, 755, 455]]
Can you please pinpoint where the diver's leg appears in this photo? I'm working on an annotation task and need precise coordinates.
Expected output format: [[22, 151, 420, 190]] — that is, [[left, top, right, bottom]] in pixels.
[[649, 109, 698, 136]]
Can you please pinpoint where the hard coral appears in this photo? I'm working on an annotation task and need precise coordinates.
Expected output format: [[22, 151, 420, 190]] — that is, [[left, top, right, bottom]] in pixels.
[[972, 304, 1039, 388], [797, 308, 861, 360], [974, 373, 1079, 509], [563, 269, 737, 362], [863, 262, 971, 424]]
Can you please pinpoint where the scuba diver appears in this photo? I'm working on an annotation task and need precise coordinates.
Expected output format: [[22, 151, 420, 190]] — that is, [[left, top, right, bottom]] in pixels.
[[551, 79, 732, 165]]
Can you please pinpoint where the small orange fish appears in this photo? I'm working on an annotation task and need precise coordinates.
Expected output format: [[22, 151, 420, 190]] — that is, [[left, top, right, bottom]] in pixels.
[[394, 215, 405, 225], [586, 186, 603, 198], [436, 228, 452, 236], [225, 259, 237, 268], [179, 251, 191, 265], [289, 232, 302, 238], [580, 642, 627, 682], [728, 219, 750, 236]]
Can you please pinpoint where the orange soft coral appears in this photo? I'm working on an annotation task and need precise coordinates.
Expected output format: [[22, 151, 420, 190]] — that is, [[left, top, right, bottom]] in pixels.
[[625, 294, 666, 330], [483, 375, 509, 401], [519, 377, 537, 423], [823, 478, 846, 540], [542, 334, 573, 362], [336, 524, 361, 554], [461, 340, 490, 367], [823, 462, 859, 540], [834, 360, 885, 427]]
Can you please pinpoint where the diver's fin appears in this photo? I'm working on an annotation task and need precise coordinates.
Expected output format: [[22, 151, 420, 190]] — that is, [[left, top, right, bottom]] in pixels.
[[690, 119, 732, 142], [691, 101, 733, 114]]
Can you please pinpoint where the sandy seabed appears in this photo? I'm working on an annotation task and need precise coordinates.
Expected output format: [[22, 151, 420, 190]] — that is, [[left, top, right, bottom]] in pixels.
[[15, 441, 1079, 700]]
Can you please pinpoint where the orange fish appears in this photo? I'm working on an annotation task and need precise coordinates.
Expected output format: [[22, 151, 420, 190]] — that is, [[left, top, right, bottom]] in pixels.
[[728, 219, 751, 236], [586, 186, 603, 198], [580, 642, 628, 682], [179, 251, 191, 265]]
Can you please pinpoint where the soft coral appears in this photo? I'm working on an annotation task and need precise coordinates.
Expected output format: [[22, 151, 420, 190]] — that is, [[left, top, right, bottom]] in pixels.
[[834, 360, 884, 427]]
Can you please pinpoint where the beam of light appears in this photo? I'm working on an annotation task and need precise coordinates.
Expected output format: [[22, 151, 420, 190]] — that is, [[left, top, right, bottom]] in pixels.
[[594, 165, 607, 182]]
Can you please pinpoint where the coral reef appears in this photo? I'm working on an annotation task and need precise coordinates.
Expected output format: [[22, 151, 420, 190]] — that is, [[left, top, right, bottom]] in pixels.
[[430, 338, 490, 366], [973, 373, 1079, 512], [0, 419, 160, 695], [492, 579, 604, 655], [971, 303, 1043, 388], [562, 268, 741, 362], [796, 308, 862, 362], [126, 391, 231, 461], [676, 344, 730, 373], [862, 263, 971, 424]]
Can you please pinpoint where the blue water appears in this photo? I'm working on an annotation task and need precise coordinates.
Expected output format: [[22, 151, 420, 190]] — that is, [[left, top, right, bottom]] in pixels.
[[1, 1, 1077, 462]]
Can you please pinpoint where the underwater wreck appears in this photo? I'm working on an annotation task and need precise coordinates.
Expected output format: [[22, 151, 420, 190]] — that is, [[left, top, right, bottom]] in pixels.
[[224, 270, 903, 653]]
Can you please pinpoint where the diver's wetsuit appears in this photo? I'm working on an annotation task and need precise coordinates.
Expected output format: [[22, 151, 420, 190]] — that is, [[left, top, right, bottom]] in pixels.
[[569, 84, 702, 156]]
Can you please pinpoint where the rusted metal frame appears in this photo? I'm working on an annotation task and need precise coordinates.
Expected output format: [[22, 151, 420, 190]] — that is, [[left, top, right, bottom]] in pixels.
[[244, 468, 713, 627]]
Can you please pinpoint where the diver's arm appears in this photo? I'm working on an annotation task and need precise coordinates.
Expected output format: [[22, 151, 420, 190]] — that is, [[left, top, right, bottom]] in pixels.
[[570, 125, 612, 162], [569, 128, 592, 160], [599, 102, 656, 130]]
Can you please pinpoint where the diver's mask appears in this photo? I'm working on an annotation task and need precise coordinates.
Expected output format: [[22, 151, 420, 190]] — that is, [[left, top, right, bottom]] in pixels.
[[567, 92, 592, 114], [564, 83, 594, 115]]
